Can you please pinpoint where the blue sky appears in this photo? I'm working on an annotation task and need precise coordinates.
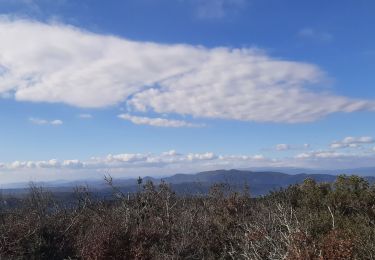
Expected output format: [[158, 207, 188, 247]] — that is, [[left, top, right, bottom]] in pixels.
[[0, 0, 375, 183]]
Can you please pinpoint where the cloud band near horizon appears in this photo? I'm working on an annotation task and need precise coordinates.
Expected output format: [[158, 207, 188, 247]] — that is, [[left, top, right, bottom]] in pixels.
[[1, 143, 375, 185]]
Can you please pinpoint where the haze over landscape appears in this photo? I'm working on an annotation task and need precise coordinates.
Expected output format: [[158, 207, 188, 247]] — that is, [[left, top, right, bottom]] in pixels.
[[0, 0, 375, 185]]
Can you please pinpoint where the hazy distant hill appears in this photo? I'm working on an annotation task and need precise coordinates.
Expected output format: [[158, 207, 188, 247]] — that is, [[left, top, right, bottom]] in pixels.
[[242, 167, 375, 176], [3, 169, 375, 197], [123, 169, 375, 195], [157, 169, 340, 196]]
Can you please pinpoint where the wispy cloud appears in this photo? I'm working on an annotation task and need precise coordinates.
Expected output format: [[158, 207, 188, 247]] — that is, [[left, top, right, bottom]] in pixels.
[[29, 117, 63, 126], [0, 18, 374, 124], [186, 0, 249, 19], [295, 150, 345, 159], [291, 136, 375, 168], [293, 149, 375, 169], [118, 114, 204, 128], [298, 28, 333, 43], [78, 113, 93, 119], [275, 143, 310, 151], [0, 0, 68, 16], [330, 136, 374, 149]]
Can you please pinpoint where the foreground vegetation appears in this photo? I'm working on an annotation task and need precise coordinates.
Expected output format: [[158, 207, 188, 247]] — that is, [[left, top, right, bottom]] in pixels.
[[0, 175, 375, 259]]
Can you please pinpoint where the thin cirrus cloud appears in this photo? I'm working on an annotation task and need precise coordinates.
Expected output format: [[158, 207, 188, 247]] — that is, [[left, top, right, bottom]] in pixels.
[[275, 144, 291, 151], [118, 114, 204, 128], [187, 0, 248, 19], [29, 117, 63, 126], [78, 113, 93, 119], [298, 28, 333, 43], [0, 0, 68, 14], [0, 18, 375, 124]]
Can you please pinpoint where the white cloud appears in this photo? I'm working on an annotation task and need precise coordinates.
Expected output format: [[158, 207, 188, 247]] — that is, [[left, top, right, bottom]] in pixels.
[[105, 153, 149, 163], [0, 18, 374, 123], [2, 149, 375, 184], [275, 143, 310, 151], [187, 152, 217, 161], [29, 117, 63, 125], [118, 114, 203, 128], [298, 28, 333, 43], [50, 119, 63, 125], [0, 151, 277, 182], [293, 149, 375, 169], [62, 159, 84, 169], [330, 136, 374, 149], [253, 154, 265, 160], [292, 137, 375, 167], [7, 159, 62, 169], [295, 150, 345, 159]]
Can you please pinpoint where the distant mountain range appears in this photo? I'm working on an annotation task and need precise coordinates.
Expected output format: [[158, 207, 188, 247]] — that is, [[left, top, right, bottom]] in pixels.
[[241, 167, 375, 176], [2, 168, 375, 197]]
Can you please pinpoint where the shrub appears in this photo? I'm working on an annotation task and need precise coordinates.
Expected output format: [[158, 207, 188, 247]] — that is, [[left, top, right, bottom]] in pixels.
[[0, 175, 374, 259]]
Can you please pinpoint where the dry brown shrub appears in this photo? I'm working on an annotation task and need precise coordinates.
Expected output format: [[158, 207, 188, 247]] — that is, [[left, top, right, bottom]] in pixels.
[[287, 231, 319, 260], [320, 230, 354, 260]]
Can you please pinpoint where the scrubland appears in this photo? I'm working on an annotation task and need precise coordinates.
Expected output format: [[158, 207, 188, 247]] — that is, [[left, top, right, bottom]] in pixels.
[[0, 175, 375, 259]]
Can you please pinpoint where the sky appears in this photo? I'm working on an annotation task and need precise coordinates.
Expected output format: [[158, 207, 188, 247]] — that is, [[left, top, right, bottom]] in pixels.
[[0, 0, 375, 183]]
